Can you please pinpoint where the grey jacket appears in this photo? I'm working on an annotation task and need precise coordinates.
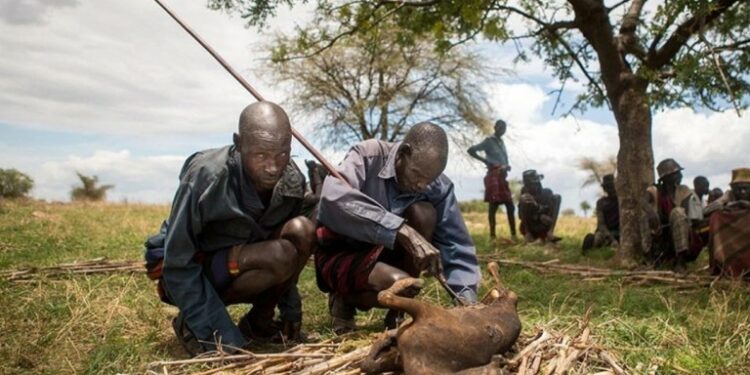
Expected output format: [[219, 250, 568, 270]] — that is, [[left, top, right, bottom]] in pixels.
[[154, 145, 305, 349], [317, 139, 480, 294]]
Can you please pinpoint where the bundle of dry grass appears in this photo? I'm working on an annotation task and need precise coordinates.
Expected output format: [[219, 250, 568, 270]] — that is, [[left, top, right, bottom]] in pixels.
[[481, 257, 748, 289], [1, 257, 143, 282]]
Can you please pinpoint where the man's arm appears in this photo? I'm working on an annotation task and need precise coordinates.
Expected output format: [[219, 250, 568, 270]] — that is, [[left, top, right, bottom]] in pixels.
[[317, 146, 404, 248], [467, 140, 489, 166], [162, 183, 245, 350], [429, 178, 480, 298]]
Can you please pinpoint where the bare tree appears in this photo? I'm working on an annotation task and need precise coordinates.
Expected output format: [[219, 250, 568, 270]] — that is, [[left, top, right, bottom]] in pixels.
[[265, 12, 493, 148], [578, 155, 617, 188]]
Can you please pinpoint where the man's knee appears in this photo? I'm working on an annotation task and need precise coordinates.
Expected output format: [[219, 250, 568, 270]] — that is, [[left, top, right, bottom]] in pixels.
[[281, 216, 316, 257], [403, 202, 437, 237], [267, 239, 298, 281]]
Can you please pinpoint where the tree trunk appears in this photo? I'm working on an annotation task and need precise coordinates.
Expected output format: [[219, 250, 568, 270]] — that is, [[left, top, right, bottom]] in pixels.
[[612, 83, 654, 266]]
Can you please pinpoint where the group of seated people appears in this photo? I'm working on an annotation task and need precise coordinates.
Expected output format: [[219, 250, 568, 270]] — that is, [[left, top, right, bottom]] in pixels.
[[582, 158, 750, 276]]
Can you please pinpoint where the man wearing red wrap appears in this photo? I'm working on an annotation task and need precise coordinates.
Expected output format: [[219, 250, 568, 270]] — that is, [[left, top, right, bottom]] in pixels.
[[468, 119, 516, 242]]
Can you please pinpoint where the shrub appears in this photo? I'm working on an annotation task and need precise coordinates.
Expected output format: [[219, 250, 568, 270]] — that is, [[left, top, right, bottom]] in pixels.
[[0, 168, 34, 198]]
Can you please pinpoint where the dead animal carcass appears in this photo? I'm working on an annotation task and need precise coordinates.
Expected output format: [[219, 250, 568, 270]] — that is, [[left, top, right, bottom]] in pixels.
[[360, 263, 522, 374]]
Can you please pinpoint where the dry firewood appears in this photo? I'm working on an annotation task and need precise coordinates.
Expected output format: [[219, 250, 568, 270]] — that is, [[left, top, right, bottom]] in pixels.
[[599, 350, 626, 375], [295, 346, 370, 375]]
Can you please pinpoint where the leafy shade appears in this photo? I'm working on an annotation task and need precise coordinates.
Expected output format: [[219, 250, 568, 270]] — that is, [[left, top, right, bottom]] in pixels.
[[70, 172, 114, 202], [264, 7, 493, 148]]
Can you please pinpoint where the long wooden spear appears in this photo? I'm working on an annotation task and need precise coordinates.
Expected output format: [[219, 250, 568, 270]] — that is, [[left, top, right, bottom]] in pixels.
[[151, 0, 345, 183]]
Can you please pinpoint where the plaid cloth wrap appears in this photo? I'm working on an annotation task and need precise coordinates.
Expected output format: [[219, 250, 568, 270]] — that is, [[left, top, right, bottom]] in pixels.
[[709, 204, 750, 277], [314, 226, 386, 297], [484, 166, 513, 204]]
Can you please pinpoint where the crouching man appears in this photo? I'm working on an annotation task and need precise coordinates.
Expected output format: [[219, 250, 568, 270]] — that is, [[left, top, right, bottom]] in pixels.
[[315, 123, 480, 333], [144, 102, 315, 355]]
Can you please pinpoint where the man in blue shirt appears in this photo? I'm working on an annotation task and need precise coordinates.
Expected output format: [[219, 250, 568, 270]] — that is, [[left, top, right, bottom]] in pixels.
[[144, 101, 315, 355], [315, 123, 480, 333], [468, 119, 516, 242]]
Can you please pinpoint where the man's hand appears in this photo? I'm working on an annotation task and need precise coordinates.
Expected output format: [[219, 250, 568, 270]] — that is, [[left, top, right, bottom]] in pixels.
[[396, 224, 442, 276], [520, 193, 537, 206]]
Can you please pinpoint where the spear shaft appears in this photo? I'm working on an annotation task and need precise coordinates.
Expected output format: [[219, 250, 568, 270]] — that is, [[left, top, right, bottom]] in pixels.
[[152, 0, 346, 183]]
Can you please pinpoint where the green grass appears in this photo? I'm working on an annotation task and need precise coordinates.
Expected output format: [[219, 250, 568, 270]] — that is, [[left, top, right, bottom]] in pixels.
[[1, 199, 749, 374]]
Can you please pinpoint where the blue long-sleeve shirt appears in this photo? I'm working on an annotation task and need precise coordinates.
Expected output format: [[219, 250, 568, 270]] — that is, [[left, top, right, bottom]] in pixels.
[[151, 145, 305, 350], [468, 135, 509, 167], [317, 139, 481, 293]]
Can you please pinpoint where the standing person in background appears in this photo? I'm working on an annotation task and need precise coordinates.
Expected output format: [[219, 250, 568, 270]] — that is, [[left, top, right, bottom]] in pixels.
[[467, 119, 516, 242]]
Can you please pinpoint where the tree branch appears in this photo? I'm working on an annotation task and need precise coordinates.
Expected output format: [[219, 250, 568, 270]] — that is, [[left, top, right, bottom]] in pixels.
[[607, 0, 631, 13], [618, 0, 647, 60], [647, 0, 741, 69]]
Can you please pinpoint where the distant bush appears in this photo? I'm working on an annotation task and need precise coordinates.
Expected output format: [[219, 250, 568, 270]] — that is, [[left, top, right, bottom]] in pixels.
[[0, 168, 34, 198], [561, 208, 576, 217], [459, 199, 487, 213], [71, 172, 114, 202]]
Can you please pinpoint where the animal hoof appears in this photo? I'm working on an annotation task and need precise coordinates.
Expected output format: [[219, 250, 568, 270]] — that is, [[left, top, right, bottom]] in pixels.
[[391, 277, 424, 297]]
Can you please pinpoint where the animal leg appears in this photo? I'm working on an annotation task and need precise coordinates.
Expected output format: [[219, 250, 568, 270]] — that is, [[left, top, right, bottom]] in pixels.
[[377, 278, 428, 319], [360, 331, 402, 374]]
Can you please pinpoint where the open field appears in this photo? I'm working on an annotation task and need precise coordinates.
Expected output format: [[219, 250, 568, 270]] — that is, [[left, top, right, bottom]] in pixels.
[[1, 199, 749, 374]]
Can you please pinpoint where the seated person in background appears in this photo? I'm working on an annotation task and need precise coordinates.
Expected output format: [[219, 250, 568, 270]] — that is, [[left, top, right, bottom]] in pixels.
[[705, 168, 750, 277], [315, 123, 480, 333], [646, 158, 704, 273], [582, 174, 619, 252], [518, 170, 562, 244], [708, 188, 724, 204], [144, 102, 315, 355], [693, 175, 710, 207]]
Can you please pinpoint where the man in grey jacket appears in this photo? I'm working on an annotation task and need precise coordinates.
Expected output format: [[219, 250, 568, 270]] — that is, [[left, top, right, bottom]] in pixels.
[[315, 122, 480, 333], [144, 101, 315, 355]]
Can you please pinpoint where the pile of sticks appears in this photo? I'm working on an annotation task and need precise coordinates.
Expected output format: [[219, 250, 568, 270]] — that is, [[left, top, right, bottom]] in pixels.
[[146, 338, 374, 375], [1, 257, 143, 282], [499, 316, 633, 375], [481, 257, 729, 288], [145, 321, 631, 375]]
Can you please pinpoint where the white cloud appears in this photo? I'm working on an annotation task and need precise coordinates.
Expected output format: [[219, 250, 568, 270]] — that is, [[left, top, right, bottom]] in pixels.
[[0, 0, 78, 26], [0, 0, 312, 137]]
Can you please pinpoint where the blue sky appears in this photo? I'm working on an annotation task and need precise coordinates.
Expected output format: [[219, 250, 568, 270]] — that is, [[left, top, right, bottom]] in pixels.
[[1, 0, 747, 212]]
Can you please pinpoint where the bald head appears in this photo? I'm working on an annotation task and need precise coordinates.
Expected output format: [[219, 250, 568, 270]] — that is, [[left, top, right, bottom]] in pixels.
[[395, 122, 449, 193], [238, 101, 292, 141], [233, 101, 293, 192]]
